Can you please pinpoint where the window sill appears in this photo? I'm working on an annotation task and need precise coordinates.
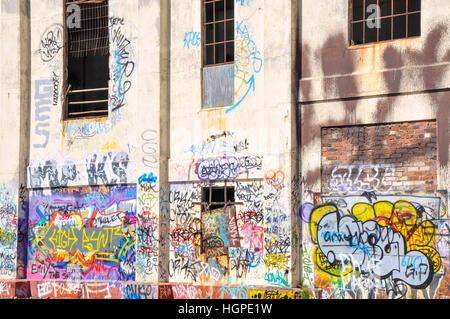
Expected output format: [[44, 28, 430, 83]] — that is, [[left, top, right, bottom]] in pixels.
[[63, 115, 109, 123], [348, 35, 421, 49]]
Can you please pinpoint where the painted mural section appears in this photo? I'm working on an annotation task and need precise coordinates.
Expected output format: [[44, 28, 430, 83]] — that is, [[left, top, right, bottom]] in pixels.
[[27, 185, 136, 281]]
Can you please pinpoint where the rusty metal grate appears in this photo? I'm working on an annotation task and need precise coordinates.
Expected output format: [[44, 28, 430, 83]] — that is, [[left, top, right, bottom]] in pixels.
[[199, 185, 238, 212], [66, 0, 109, 57]]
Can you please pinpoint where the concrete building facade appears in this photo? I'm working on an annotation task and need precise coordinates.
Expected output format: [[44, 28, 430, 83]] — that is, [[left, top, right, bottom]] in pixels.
[[298, 0, 449, 299], [0, 0, 448, 299]]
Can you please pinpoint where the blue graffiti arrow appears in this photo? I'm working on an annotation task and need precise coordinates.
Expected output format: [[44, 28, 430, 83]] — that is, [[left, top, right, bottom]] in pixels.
[[225, 74, 255, 114]]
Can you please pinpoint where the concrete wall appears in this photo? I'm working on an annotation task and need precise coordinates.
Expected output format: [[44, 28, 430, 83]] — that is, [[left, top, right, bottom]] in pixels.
[[1, 0, 447, 300], [167, 0, 299, 288], [26, 0, 163, 283], [7, 0, 300, 291], [299, 0, 449, 299], [0, 0, 29, 280]]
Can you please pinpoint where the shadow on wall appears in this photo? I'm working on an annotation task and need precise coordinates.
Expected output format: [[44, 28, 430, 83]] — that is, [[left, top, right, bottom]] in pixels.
[[300, 24, 450, 188]]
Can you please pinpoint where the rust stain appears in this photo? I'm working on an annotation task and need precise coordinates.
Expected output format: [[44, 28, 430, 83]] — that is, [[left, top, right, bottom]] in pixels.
[[61, 116, 109, 151], [62, 116, 108, 136], [200, 107, 226, 138]]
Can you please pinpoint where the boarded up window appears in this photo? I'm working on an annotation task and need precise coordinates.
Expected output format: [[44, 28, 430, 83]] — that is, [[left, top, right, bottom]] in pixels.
[[200, 187, 240, 257], [202, 0, 234, 108]]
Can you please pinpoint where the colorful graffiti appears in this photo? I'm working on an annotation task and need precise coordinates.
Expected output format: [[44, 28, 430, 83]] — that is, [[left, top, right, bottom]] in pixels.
[[301, 195, 448, 299], [183, 31, 201, 49], [0, 184, 18, 277], [34, 79, 53, 149], [326, 164, 396, 194], [27, 185, 136, 281], [164, 161, 292, 288]]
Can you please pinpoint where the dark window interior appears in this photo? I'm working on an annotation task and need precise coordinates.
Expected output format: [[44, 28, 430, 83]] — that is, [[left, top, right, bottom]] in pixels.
[[351, 0, 420, 45], [201, 186, 235, 211], [203, 0, 234, 66], [66, 0, 109, 119]]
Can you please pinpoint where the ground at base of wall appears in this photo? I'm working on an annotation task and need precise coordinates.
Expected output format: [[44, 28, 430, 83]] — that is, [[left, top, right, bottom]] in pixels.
[[1, 280, 448, 299], [0, 280, 313, 299]]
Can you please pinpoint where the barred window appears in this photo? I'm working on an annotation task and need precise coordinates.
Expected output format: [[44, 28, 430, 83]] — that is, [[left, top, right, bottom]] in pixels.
[[203, 0, 234, 66], [65, 0, 109, 119], [351, 0, 421, 45], [201, 186, 236, 212]]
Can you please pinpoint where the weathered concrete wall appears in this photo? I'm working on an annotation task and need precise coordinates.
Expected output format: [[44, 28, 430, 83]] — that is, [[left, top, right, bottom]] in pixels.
[[0, 0, 29, 280], [167, 0, 299, 288], [299, 0, 449, 299], [17, 0, 299, 291], [26, 0, 163, 283]]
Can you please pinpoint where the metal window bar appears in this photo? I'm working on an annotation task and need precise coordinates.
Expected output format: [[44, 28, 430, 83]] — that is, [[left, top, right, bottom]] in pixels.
[[66, 1, 109, 57], [197, 184, 241, 213], [65, 0, 109, 118], [351, 0, 420, 45]]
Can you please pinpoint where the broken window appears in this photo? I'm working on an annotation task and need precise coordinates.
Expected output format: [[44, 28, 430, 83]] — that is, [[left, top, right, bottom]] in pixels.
[[200, 186, 240, 257], [201, 186, 235, 212], [351, 0, 421, 45], [65, 0, 109, 119]]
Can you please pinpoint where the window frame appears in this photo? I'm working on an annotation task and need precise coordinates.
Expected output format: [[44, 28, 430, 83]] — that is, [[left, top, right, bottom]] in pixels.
[[350, 0, 421, 46], [202, 0, 235, 67], [199, 185, 239, 212], [64, 0, 110, 120]]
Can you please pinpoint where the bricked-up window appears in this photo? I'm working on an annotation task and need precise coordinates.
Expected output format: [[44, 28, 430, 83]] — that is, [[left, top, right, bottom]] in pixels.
[[321, 121, 437, 194], [65, 0, 109, 119], [203, 0, 234, 66], [351, 0, 421, 45]]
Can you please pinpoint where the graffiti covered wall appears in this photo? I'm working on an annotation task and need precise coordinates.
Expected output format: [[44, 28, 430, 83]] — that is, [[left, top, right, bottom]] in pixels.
[[300, 194, 448, 299], [27, 185, 136, 281], [298, 0, 450, 299], [0, 184, 18, 278], [167, 0, 299, 289], [165, 176, 293, 288]]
